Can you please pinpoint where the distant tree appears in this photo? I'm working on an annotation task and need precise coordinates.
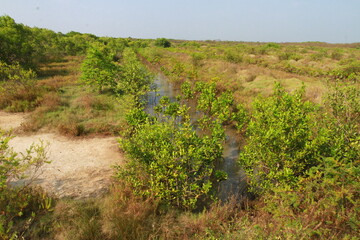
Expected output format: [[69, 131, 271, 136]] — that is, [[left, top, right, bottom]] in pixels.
[[30, 27, 65, 63], [62, 32, 98, 55], [0, 15, 34, 67], [114, 48, 153, 97], [154, 38, 171, 48], [81, 44, 120, 92]]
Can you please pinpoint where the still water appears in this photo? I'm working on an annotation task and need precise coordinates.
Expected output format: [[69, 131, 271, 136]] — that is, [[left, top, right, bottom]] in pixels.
[[144, 74, 247, 202]]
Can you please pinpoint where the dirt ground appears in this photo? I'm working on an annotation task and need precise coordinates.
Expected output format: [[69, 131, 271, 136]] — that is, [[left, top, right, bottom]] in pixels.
[[0, 111, 30, 131], [0, 111, 124, 199]]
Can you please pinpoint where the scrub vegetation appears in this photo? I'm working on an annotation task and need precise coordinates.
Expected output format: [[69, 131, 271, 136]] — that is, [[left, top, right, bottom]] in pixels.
[[0, 16, 359, 239]]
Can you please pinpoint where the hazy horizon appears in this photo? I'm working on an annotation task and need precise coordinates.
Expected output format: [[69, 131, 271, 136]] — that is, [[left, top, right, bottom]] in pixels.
[[1, 0, 359, 43]]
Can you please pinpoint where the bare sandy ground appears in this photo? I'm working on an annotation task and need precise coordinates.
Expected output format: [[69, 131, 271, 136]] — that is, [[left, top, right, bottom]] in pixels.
[[0, 111, 29, 131], [1, 111, 123, 199]]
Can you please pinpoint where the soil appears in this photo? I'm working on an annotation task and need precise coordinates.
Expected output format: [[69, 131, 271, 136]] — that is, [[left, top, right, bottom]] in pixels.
[[0, 111, 124, 199], [0, 111, 30, 131]]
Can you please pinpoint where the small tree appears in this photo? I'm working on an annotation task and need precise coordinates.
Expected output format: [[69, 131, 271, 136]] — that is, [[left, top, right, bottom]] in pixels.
[[0, 130, 47, 190], [0, 16, 34, 68], [114, 48, 153, 98], [81, 44, 120, 92]]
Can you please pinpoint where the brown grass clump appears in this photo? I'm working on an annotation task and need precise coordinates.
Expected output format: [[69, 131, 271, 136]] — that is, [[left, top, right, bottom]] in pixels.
[[38, 93, 64, 111], [58, 121, 87, 137], [245, 74, 257, 82], [305, 86, 323, 103], [101, 184, 159, 240], [74, 94, 97, 109], [38, 75, 78, 91], [0, 81, 44, 112], [157, 198, 242, 239], [52, 199, 104, 240]]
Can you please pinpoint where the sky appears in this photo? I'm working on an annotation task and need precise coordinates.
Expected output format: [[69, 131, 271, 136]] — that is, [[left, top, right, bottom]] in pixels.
[[1, 0, 359, 43]]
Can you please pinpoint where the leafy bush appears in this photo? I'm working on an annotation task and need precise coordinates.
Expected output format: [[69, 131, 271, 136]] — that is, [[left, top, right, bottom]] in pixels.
[[330, 50, 343, 60], [278, 51, 302, 61], [309, 49, 328, 61], [140, 47, 163, 64], [191, 81, 248, 129], [118, 116, 224, 210], [191, 52, 205, 67], [239, 83, 329, 193], [249, 84, 360, 238], [331, 61, 360, 82], [118, 88, 231, 210], [114, 48, 153, 97], [154, 38, 171, 48], [0, 16, 34, 68], [324, 84, 359, 162], [81, 44, 121, 92], [224, 50, 243, 64]]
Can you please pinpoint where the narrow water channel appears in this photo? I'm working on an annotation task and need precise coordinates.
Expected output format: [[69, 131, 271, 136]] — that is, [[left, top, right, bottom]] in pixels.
[[144, 74, 247, 202]]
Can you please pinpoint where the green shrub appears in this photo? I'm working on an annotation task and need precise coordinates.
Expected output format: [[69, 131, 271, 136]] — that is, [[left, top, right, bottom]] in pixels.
[[331, 61, 360, 82], [191, 52, 205, 67], [278, 51, 302, 61], [239, 83, 329, 193], [192, 81, 248, 129], [252, 84, 360, 238], [118, 90, 228, 210], [140, 47, 163, 64], [154, 38, 171, 48], [115, 48, 153, 97], [224, 50, 243, 63], [81, 44, 121, 93], [118, 116, 224, 210], [330, 50, 343, 60]]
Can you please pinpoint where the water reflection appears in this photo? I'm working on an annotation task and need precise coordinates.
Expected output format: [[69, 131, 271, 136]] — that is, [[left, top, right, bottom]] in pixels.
[[144, 74, 247, 202]]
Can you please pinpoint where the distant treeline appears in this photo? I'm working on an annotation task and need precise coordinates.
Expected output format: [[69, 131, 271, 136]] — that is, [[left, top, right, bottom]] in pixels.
[[0, 15, 151, 70]]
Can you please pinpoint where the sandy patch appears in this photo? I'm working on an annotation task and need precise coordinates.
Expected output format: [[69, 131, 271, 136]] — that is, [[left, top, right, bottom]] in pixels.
[[0, 111, 29, 131], [1, 111, 124, 199]]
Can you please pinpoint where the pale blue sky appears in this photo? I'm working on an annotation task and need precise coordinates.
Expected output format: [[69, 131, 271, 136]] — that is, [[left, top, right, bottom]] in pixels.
[[1, 0, 359, 43]]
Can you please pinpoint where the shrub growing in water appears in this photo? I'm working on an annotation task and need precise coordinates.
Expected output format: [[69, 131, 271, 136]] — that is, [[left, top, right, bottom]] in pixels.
[[81, 44, 120, 93], [118, 114, 224, 210], [114, 48, 153, 97]]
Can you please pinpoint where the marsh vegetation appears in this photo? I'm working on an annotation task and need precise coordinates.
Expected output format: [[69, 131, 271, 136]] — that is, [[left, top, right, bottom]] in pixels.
[[0, 16, 359, 239]]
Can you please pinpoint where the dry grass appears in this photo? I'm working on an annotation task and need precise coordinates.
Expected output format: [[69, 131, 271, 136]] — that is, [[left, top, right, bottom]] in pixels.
[[52, 199, 104, 240], [38, 93, 65, 111], [23, 179, 358, 239], [101, 185, 158, 240], [38, 75, 79, 91], [23, 86, 132, 136], [50, 184, 249, 240]]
